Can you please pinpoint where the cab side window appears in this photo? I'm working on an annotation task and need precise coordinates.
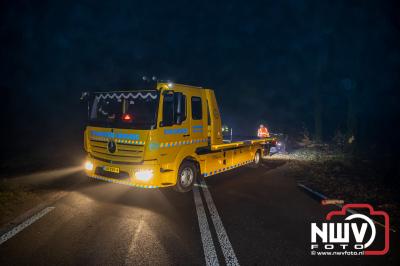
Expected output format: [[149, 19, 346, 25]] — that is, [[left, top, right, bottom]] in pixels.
[[161, 92, 186, 126], [191, 97, 202, 120], [162, 93, 174, 126]]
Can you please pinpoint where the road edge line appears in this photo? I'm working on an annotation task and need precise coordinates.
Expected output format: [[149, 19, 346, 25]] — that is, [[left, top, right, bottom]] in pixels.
[[200, 179, 240, 266], [0, 190, 68, 237], [0, 207, 55, 245], [193, 185, 220, 266]]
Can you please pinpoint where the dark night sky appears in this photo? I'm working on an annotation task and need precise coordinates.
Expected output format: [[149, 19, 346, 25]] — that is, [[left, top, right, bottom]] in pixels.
[[1, 0, 400, 157]]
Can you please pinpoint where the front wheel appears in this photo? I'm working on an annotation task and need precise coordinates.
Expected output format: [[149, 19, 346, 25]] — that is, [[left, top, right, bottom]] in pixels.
[[174, 161, 197, 192]]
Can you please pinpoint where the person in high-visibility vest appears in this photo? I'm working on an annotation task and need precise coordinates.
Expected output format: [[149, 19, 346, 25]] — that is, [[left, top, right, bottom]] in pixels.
[[257, 124, 270, 138]]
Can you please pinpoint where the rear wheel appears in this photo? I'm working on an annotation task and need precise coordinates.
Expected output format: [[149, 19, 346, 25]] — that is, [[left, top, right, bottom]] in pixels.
[[249, 150, 261, 168], [174, 161, 197, 192]]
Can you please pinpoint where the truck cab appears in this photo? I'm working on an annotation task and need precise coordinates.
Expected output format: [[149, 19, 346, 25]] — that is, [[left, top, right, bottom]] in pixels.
[[83, 82, 268, 192]]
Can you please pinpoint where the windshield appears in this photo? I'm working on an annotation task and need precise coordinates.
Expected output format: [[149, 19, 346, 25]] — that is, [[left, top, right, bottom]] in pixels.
[[89, 91, 159, 129]]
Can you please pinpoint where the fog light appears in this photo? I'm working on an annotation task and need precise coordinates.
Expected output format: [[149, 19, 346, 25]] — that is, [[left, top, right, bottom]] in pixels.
[[84, 161, 94, 171], [135, 169, 153, 181]]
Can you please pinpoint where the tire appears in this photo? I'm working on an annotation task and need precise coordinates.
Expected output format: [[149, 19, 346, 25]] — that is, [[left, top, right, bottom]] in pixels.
[[174, 161, 197, 192], [249, 150, 261, 168]]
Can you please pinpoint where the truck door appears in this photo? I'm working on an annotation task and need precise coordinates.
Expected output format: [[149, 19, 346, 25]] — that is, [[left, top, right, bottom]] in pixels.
[[158, 90, 190, 158], [190, 95, 206, 145]]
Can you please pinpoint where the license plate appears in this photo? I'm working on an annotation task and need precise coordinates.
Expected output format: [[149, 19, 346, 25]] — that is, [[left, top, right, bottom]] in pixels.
[[103, 166, 120, 173]]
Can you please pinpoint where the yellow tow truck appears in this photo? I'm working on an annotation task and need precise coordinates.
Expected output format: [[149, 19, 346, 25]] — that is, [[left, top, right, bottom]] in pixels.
[[82, 82, 274, 192]]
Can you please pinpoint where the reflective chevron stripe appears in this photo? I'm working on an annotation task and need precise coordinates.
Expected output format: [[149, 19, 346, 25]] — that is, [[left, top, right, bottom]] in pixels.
[[203, 160, 254, 177], [115, 139, 145, 145], [160, 138, 208, 148], [89, 175, 159, 188], [90, 137, 145, 145]]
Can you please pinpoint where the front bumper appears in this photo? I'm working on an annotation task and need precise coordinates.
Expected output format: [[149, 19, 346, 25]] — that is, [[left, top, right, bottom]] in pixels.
[[84, 156, 175, 188]]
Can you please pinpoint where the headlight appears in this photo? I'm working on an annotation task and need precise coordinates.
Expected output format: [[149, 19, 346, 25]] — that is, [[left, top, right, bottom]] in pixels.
[[277, 141, 282, 146], [135, 169, 154, 181], [84, 161, 94, 171]]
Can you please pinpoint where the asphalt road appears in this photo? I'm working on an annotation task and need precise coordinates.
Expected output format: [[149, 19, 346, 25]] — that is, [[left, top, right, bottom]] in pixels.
[[0, 161, 398, 265]]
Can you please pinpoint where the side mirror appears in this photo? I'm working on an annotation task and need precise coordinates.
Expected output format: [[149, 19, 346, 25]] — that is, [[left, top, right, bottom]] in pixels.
[[174, 92, 186, 124], [163, 90, 174, 96], [159, 120, 173, 127], [80, 91, 90, 102], [80, 91, 91, 119], [176, 113, 183, 125]]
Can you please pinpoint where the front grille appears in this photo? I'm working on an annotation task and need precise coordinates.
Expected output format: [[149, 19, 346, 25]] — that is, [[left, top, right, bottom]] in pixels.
[[89, 139, 145, 163], [95, 167, 130, 179]]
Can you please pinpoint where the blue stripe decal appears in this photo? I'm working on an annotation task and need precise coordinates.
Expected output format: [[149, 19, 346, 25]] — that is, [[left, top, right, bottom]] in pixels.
[[164, 128, 188, 135], [91, 131, 139, 140], [192, 125, 203, 133]]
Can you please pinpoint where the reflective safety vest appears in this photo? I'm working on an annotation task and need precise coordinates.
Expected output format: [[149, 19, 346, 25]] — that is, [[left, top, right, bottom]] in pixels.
[[257, 127, 269, 138]]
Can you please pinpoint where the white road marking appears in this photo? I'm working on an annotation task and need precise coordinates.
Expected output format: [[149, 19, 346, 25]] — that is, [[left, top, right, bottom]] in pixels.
[[200, 179, 240, 266], [297, 183, 327, 200], [193, 185, 219, 266], [0, 207, 55, 245], [194, 183, 208, 188], [124, 218, 145, 265]]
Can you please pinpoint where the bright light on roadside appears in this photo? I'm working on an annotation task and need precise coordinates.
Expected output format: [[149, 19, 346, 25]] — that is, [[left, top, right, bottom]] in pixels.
[[168, 82, 173, 88], [84, 161, 94, 171], [135, 169, 154, 181]]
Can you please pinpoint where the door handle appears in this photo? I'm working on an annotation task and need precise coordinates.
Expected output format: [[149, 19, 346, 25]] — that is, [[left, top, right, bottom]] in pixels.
[[183, 134, 190, 137]]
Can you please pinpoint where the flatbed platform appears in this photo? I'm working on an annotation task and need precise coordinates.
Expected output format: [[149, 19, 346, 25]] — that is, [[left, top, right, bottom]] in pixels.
[[211, 137, 275, 150]]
